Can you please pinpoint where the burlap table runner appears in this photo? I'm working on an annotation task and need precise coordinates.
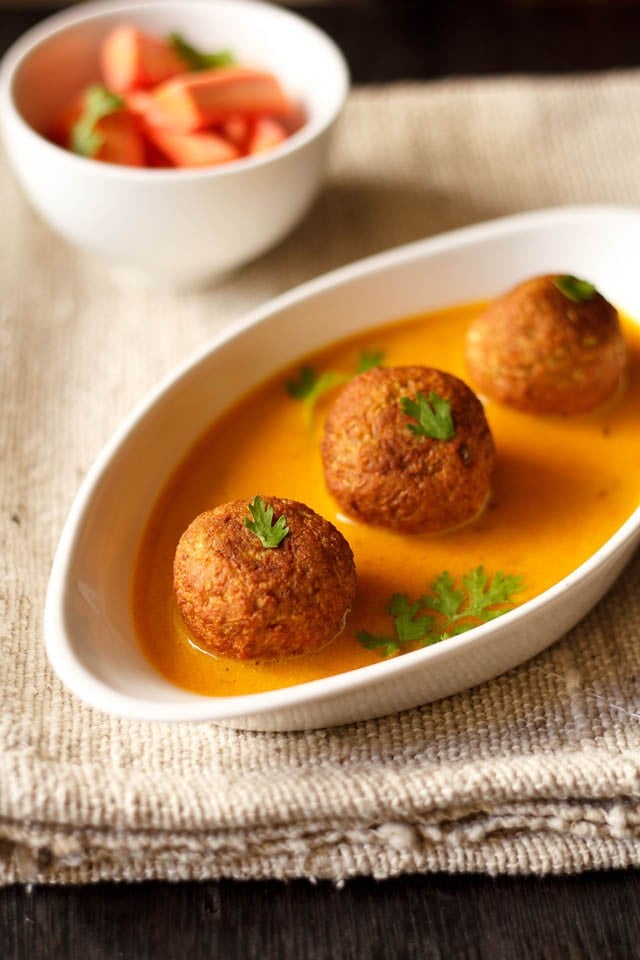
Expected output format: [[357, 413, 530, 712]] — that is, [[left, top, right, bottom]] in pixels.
[[2, 73, 640, 885]]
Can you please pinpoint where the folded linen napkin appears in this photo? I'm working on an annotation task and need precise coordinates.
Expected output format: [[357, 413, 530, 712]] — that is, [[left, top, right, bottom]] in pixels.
[[2, 73, 640, 884]]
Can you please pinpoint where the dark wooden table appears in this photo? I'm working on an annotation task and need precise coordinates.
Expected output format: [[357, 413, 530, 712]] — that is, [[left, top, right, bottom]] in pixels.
[[2, 3, 640, 956]]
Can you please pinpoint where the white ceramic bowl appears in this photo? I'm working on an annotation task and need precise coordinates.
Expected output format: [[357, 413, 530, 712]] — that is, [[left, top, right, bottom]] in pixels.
[[0, 0, 348, 287], [45, 205, 640, 730]]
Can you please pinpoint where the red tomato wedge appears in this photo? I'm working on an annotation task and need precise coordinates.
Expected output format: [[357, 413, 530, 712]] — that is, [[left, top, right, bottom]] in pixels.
[[146, 66, 295, 133], [144, 126, 240, 167], [94, 111, 146, 166], [124, 89, 154, 115], [101, 26, 186, 93], [247, 116, 288, 155], [219, 115, 252, 151]]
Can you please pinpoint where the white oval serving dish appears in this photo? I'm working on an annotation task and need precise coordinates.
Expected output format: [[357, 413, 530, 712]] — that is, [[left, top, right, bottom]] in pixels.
[[45, 205, 640, 730]]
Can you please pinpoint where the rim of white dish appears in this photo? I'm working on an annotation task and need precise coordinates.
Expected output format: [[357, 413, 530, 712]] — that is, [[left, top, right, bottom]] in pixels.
[[0, 0, 350, 179], [44, 204, 640, 722]]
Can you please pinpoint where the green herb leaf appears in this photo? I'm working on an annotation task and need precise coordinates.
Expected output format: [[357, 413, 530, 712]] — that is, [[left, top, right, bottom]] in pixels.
[[461, 567, 524, 621], [553, 275, 597, 303], [420, 571, 465, 619], [285, 365, 350, 423], [357, 349, 385, 373], [70, 84, 125, 158], [400, 392, 455, 440], [169, 32, 236, 71], [244, 495, 289, 549], [387, 593, 435, 645], [422, 565, 524, 631], [356, 566, 523, 658], [355, 629, 400, 658], [302, 371, 351, 424], [285, 366, 318, 400], [286, 349, 385, 424]]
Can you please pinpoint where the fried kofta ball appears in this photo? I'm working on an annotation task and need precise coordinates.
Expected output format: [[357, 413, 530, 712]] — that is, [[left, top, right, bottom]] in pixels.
[[173, 496, 356, 661], [321, 366, 495, 534], [465, 274, 627, 415]]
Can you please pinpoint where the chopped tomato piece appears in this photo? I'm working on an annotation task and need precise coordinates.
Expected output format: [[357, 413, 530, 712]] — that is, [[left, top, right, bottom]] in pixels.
[[101, 25, 185, 93], [124, 89, 154, 115], [247, 116, 288, 155], [143, 136, 175, 167], [95, 111, 146, 166], [219, 115, 252, 151], [143, 126, 240, 167], [147, 66, 295, 133], [280, 103, 307, 136]]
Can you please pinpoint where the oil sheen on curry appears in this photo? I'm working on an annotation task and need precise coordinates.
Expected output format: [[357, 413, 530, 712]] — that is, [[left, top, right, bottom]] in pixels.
[[132, 275, 640, 697]]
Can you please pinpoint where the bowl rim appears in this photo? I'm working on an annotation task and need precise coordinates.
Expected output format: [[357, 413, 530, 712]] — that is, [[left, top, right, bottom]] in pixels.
[[44, 203, 640, 723], [0, 0, 350, 180]]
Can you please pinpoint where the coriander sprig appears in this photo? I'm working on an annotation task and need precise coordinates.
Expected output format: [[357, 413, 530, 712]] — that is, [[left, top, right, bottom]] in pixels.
[[356, 566, 523, 658], [244, 496, 289, 549], [285, 366, 317, 399], [286, 349, 386, 423], [553, 275, 597, 303], [168, 32, 236, 70], [423, 567, 524, 634], [357, 349, 385, 373], [71, 85, 125, 158], [400, 391, 455, 440], [300, 371, 351, 425]]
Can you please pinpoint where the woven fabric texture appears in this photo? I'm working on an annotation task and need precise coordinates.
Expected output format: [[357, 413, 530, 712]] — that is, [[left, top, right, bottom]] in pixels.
[[2, 74, 640, 884]]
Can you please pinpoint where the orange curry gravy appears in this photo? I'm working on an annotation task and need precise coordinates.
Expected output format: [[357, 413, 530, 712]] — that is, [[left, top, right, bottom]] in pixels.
[[132, 302, 640, 696]]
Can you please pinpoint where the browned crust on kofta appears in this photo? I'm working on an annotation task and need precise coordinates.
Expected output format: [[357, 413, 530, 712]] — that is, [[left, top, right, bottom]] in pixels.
[[321, 366, 495, 534], [465, 274, 627, 415], [173, 497, 356, 661]]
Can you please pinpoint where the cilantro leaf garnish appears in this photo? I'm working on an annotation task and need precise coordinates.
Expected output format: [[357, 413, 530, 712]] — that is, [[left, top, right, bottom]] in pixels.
[[285, 366, 318, 400], [301, 370, 351, 424], [244, 496, 289, 549], [355, 630, 399, 659], [357, 349, 385, 373], [285, 366, 350, 423], [356, 567, 523, 658], [169, 32, 236, 71], [286, 349, 384, 424], [286, 365, 347, 423], [70, 85, 124, 158], [388, 593, 435, 646], [356, 594, 436, 657], [553, 275, 597, 303], [461, 567, 524, 620], [400, 391, 455, 440], [422, 566, 523, 630], [421, 571, 465, 619]]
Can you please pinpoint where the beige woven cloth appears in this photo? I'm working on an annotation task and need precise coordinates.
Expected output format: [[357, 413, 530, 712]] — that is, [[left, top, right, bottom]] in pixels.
[[2, 73, 640, 885]]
